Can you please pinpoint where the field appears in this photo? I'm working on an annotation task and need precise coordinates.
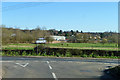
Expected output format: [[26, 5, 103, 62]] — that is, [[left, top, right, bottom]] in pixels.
[[1, 43, 120, 59], [48, 43, 118, 51], [49, 43, 117, 48], [2, 43, 36, 50], [2, 43, 119, 51]]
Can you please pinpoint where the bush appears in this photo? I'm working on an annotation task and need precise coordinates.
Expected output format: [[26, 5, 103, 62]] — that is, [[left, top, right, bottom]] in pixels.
[[89, 53, 94, 57], [56, 53, 61, 57], [81, 54, 88, 57], [65, 50, 72, 57], [34, 44, 49, 54]]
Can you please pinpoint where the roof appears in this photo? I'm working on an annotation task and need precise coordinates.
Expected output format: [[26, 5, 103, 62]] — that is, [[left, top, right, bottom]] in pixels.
[[51, 36, 65, 38], [38, 38, 45, 40]]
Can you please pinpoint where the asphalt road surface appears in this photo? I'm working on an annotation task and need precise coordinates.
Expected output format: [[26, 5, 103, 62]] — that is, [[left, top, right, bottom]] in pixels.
[[0, 56, 119, 80]]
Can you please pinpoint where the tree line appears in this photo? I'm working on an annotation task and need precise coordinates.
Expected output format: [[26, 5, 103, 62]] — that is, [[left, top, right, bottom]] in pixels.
[[2, 25, 50, 44], [49, 29, 119, 44], [1, 25, 119, 45]]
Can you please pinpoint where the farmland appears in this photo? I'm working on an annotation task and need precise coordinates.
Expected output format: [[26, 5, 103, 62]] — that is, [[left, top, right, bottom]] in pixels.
[[2, 43, 119, 51], [48, 43, 118, 51]]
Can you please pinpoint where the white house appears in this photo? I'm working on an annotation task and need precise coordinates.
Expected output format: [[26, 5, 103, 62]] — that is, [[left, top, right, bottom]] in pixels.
[[35, 38, 46, 44], [51, 36, 66, 41]]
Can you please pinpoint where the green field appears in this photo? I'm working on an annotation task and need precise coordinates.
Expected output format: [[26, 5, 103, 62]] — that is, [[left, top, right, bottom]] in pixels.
[[2, 43, 119, 51], [48, 43, 118, 51], [1, 43, 120, 58], [48, 43, 117, 48], [2, 43, 36, 50]]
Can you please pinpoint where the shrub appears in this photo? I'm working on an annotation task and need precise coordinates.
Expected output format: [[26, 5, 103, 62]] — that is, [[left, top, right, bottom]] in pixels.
[[56, 53, 61, 57], [65, 50, 72, 57], [89, 53, 94, 57], [81, 54, 88, 57], [92, 54, 98, 58]]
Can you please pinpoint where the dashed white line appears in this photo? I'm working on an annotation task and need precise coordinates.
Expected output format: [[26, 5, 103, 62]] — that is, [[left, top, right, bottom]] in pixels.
[[46, 61, 57, 80], [52, 72, 58, 80], [47, 61, 52, 69], [47, 61, 49, 64], [48, 64, 52, 69]]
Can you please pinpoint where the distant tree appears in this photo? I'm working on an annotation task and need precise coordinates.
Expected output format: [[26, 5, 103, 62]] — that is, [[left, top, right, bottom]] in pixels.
[[45, 36, 54, 43], [71, 30, 74, 35], [67, 36, 76, 43], [76, 30, 79, 33], [58, 30, 62, 35], [101, 38, 108, 44], [106, 33, 118, 43], [76, 33, 91, 43], [65, 32, 69, 37]]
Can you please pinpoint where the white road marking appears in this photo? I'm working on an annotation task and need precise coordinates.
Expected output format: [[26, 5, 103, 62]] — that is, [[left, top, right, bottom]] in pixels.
[[15, 63, 29, 68], [52, 72, 57, 80], [23, 63, 29, 67], [47, 61, 49, 64], [47, 61, 52, 69], [48, 65, 52, 69], [46, 61, 57, 80]]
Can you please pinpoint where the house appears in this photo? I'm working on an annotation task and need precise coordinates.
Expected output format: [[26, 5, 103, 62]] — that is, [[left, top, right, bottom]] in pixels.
[[35, 38, 46, 44], [51, 36, 66, 41]]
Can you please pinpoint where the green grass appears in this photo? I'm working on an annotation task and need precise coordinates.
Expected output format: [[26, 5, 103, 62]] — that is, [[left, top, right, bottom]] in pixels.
[[3, 47, 34, 50], [2, 43, 36, 50], [2, 43, 119, 51], [3, 43, 36, 46], [48, 43, 118, 48], [47, 43, 119, 51]]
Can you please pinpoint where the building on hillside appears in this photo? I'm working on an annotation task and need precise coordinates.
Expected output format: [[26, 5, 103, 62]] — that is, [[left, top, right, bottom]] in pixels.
[[51, 36, 66, 41], [35, 38, 46, 44]]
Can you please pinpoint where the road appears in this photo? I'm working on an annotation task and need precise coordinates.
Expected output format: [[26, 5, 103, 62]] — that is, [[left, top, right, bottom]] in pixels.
[[0, 56, 119, 80]]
